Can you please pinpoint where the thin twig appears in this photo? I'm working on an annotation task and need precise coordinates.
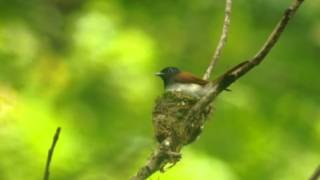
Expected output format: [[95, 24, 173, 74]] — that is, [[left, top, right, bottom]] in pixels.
[[310, 165, 320, 180], [43, 127, 61, 180], [203, 0, 232, 80]]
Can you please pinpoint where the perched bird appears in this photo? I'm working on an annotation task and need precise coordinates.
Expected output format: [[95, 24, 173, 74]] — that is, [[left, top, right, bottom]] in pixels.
[[155, 67, 210, 97]]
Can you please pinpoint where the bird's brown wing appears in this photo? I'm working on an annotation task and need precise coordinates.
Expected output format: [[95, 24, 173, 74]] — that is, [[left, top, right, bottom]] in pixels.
[[174, 72, 208, 86]]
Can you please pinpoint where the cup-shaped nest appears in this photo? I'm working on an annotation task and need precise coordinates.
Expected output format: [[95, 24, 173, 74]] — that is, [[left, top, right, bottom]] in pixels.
[[152, 91, 212, 151]]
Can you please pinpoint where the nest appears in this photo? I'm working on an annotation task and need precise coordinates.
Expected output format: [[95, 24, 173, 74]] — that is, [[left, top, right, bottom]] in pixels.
[[152, 91, 212, 151]]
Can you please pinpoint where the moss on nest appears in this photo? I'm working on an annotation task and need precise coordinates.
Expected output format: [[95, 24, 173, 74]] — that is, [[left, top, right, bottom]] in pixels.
[[152, 91, 212, 151]]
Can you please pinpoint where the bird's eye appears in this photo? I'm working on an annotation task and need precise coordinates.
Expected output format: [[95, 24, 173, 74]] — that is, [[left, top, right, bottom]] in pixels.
[[169, 68, 175, 74]]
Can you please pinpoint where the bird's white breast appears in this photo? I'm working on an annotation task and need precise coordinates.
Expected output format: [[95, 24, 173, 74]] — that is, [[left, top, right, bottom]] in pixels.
[[165, 83, 207, 98]]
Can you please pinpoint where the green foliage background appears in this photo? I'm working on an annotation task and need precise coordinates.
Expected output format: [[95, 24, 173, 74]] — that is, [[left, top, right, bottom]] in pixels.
[[0, 0, 319, 179]]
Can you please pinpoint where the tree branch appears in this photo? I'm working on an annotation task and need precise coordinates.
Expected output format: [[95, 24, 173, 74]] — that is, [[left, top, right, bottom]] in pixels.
[[43, 127, 61, 180], [131, 138, 180, 180], [190, 0, 304, 115], [203, 0, 232, 80], [310, 165, 320, 180], [131, 0, 304, 179], [216, 0, 304, 88]]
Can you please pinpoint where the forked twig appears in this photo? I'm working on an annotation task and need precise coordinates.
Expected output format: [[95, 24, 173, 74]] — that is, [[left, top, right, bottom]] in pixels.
[[189, 0, 304, 116]]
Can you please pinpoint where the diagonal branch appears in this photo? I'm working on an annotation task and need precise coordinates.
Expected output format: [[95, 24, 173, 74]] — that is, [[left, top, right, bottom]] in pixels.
[[189, 0, 304, 116], [215, 0, 304, 92], [310, 165, 320, 180], [203, 0, 232, 80], [43, 127, 61, 180], [131, 138, 175, 180]]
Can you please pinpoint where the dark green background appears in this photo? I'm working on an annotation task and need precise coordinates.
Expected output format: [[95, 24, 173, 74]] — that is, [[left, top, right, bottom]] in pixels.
[[0, 0, 319, 179]]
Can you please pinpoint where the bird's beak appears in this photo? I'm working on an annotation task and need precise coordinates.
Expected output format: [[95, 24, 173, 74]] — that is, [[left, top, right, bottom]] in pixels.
[[155, 72, 164, 76]]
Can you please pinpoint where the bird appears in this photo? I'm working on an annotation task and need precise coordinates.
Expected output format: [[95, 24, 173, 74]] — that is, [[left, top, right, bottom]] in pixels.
[[155, 67, 211, 98]]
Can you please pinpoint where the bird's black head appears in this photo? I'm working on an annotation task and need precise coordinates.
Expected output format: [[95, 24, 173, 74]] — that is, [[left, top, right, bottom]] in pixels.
[[156, 67, 181, 87]]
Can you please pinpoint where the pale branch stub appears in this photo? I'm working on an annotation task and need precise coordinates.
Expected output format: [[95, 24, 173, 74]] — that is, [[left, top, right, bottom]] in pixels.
[[203, 0, 232, 80]]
